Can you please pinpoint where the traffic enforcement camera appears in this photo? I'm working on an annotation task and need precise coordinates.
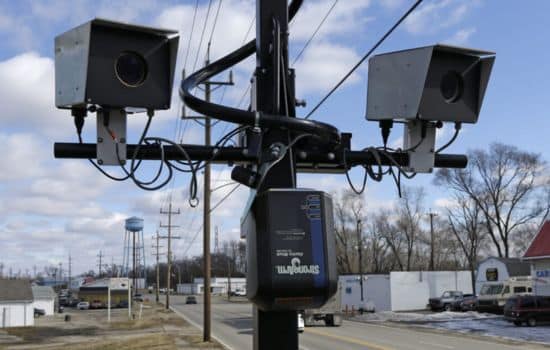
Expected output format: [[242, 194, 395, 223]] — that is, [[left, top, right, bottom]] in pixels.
[[242, 189, 338, 311], [55, 18, 179, 110]]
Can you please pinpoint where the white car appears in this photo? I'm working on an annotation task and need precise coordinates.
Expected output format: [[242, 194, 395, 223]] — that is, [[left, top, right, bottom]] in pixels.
[[297, 313, 305, 333], [77, 301, 90, 310], [234, 289, 246, 297]]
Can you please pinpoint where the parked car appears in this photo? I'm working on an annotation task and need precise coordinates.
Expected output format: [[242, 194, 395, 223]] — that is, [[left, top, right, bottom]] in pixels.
[[458, 294, 477, 311], [429, 291, 464, 311], [185, 296, 197, 304], [234, 289, 246, 297], [77, 301, 90, 310], [34, 308, 46, 317], [118, 300, 129, 308], [297, 313, 305, 333], [90, 300, 103, 309], [504, 295, 550, 327], [133, 294, 144, 302]]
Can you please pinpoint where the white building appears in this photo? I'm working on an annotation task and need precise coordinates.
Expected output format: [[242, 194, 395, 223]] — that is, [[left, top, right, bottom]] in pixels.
[[339, 271, 473, 312], [0, 280, 34, 328], [339, 275, 391, 312], [475, 257, 531, 294], [177, 277, 246, 295], [32, 286, 56, 316], [523, 220, 550, 296]]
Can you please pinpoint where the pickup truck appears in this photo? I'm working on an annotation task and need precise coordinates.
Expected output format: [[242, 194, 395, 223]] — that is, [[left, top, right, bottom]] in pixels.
[[429, 291, 465, 311]]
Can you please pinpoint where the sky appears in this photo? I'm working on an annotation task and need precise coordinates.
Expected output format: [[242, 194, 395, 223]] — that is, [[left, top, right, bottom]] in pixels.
[[0, 0, 549, 277]]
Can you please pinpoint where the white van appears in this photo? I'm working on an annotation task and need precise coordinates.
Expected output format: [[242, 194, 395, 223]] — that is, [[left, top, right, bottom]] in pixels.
[[477, 276, 533, 312]]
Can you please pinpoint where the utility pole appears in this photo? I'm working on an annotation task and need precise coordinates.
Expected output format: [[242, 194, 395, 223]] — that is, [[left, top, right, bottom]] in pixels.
[[356, 219, 364, 303], [160, 199, 180, 309], [152, 231, 164, 304], [428, 211, 438, 271], [97, 250, 103, 278], [68, 254, 72, 289], [191, 44, 233, 342], [253, 2, 298, 348]]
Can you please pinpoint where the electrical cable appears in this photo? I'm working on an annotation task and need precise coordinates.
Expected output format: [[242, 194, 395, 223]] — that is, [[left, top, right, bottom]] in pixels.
[[304, 0, 424, 120], [436, 122, 461, 153], [184, 0, 200, 71], [192, 0, 213, 73], [292, 0, 339, 65], [179, 0, 341, 144]]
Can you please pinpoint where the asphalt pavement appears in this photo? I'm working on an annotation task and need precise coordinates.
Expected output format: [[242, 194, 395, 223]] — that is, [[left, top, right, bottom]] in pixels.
[[169, 295, 548, 350]]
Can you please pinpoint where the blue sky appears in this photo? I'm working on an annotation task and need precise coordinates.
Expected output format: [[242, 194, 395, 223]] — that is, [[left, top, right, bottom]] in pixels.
[[0, 0, 548, 276]]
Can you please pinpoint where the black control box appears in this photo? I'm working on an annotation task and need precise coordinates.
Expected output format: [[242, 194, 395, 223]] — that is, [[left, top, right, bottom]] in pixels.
[[242, 189, 337, 311]]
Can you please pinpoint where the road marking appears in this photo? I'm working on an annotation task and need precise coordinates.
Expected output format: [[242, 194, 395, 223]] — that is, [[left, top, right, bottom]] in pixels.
[[419, 340, 454, 349], [170, 306, 235, 350], [304, 327, 393, 350]]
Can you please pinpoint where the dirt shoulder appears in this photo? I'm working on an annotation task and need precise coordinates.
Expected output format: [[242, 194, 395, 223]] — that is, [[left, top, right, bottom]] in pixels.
[[0, 303, 223, 350]]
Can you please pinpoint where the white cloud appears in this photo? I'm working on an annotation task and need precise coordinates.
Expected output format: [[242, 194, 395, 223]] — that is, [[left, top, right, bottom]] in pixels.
[[294, 41, 362, 94], [404, 0, 478, 35], [443, 27, 477, 46]]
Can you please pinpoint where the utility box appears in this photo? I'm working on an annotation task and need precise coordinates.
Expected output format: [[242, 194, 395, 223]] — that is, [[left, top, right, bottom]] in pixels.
[[242, 189, 338, 311], [55, 18, 179, 110]]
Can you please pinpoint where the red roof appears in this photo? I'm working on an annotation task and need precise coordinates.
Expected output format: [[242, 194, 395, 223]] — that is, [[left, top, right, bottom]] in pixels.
[[524, 221, 550, 259]]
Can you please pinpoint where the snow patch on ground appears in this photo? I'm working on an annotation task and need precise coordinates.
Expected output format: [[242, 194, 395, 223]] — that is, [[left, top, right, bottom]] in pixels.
[[351, 311, 550, 344]]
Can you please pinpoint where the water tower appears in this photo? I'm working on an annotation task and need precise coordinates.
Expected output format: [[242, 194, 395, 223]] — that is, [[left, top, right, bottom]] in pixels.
[[122, 217, 146, 294]]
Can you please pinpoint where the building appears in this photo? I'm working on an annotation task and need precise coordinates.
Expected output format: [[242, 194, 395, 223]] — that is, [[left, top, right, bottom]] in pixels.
[[523, 220, 550, 296], [339, 275, 391, 312], [177, 277, 246, 295], [339, 271, 473, 312], [475, 257, 531, 294], [32, 286, 56, 316], [0, 279, 34, 328], [79, 278, 130, 306]]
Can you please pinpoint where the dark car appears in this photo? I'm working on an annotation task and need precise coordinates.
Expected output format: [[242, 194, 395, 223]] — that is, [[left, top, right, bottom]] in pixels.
[[458, 294, 477, 311], [504, 295, 550, 327], [34, 308, 46, 317], [133, 294, 144, 302], [185, 296, 197, 304], [429, 291, 464, 311], [118, 300, 129, 308]]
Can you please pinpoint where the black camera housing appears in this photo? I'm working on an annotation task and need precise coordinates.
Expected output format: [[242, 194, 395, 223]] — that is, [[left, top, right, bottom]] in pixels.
[[55, 19, 179, 110]]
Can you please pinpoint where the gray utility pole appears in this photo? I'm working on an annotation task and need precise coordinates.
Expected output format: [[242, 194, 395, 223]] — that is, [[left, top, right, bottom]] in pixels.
[[356, 219, 364, 303], [253, 1, 299, 348], [428, 211, 438, 271], [68, 254, 72, 289], [186, 44, 233, 342], [97, 250, 103, 277], [160, 200, 180, 309], [152, 231, 164, 304]]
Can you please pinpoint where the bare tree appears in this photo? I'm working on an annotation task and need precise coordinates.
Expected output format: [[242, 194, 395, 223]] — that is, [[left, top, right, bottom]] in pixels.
[[435, 143, 549, 257], [395, 186, 425, 271], [446, 196, 486, 293], [333, 190, 365, 274]]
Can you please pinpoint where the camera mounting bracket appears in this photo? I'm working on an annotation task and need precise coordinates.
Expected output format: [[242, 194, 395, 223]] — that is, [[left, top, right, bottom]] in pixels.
[[96, 108, 126, 166]]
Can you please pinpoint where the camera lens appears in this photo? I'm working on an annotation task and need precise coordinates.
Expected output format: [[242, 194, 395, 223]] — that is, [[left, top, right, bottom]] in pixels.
[[115, 51, 147, 87], [440, 71, 463, 103]]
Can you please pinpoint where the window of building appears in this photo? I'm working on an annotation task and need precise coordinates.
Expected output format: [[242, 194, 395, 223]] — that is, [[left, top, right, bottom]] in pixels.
[[486, 268, 498, 281], [345, 287, 352, 294]]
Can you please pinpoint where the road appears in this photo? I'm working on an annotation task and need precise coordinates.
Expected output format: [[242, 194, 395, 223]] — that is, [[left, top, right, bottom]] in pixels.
[[169, 295, 547, 350]]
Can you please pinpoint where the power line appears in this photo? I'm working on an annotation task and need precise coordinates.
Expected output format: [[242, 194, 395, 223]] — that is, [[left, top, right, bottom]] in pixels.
[[206, 0, 223, 51], [183, 0, 200, 72], [305, 0, 424, 119], [192, 0, 214, 73], [292, 0, 339, 65]]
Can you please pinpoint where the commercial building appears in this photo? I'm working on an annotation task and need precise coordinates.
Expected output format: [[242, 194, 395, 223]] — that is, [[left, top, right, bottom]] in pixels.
[[475, 257, 531, 294], [0, 279, 34, 328], [32, 285, 56, 316], [79, 278, 130, 306], [340, 271, 473, 312], [523, 220, 550, 296], [177, 277, 246, 295]]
